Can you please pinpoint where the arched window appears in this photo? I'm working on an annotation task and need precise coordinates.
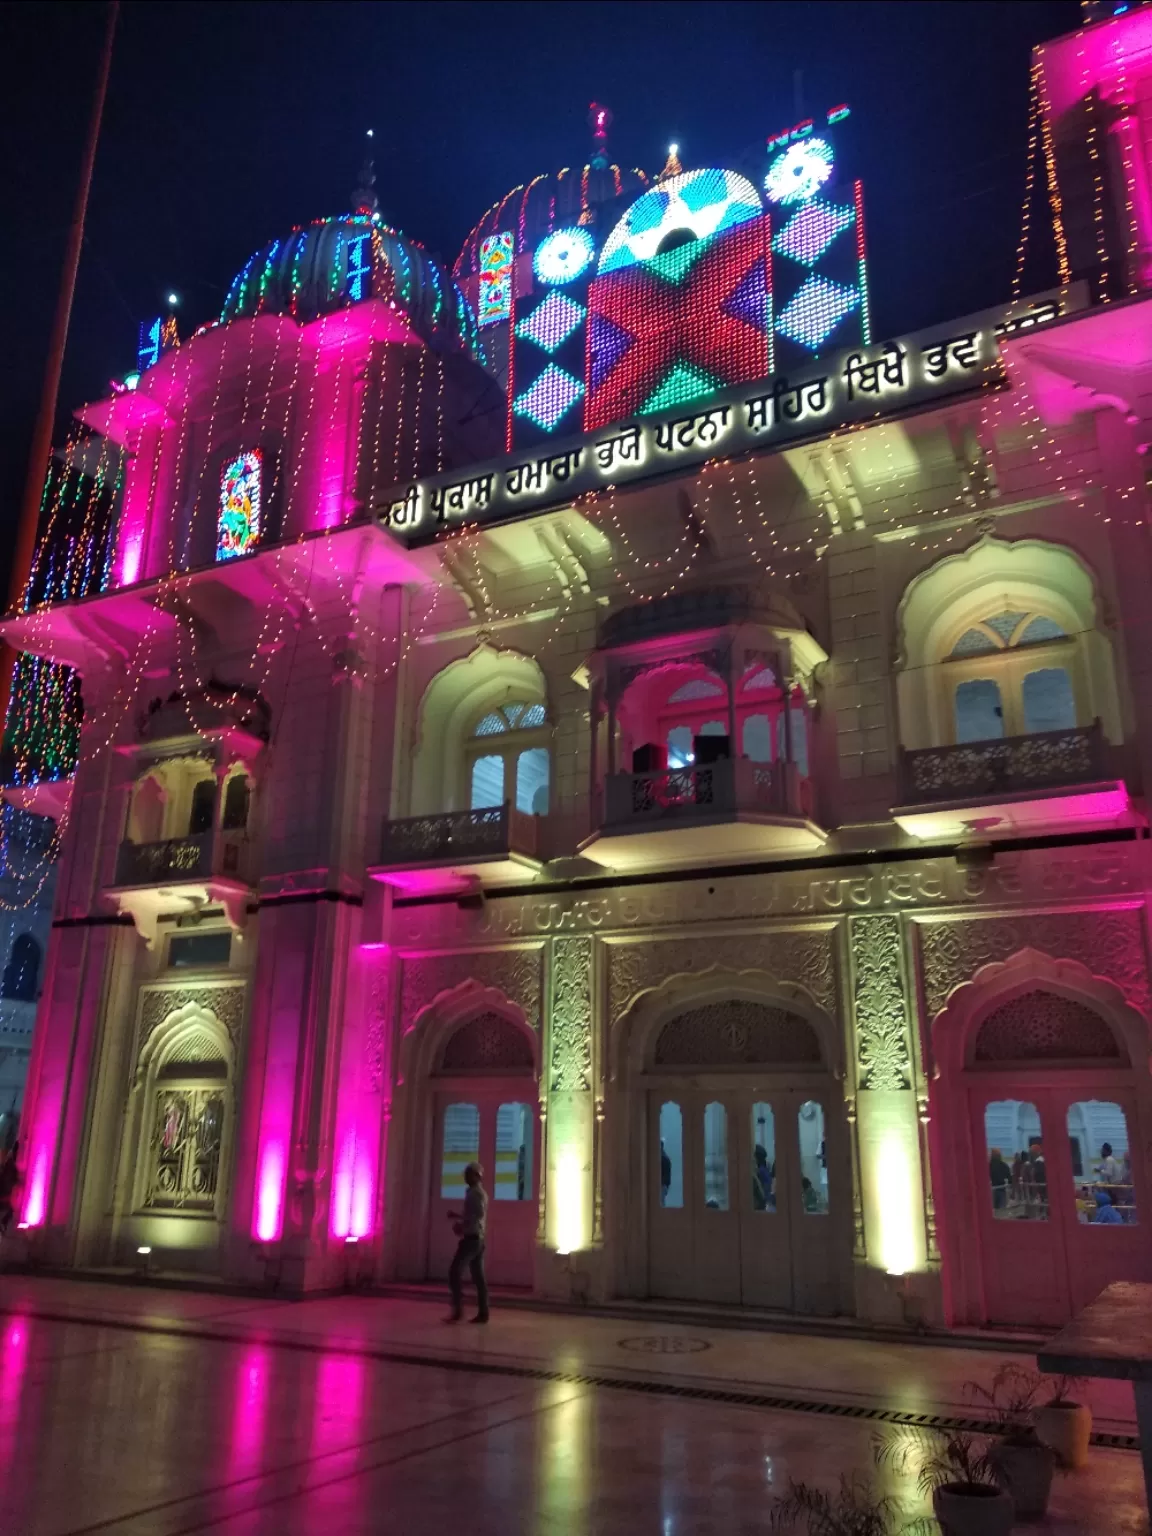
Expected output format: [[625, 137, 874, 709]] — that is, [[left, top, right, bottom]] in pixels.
[[946, 608, 1078, 743], [466, 702, 551, 814], [188, 778, 217, 835], [2, 933, 40, 1001], [626, 662, 810, 776], [894, 538, 1121, 752], [221, 773, 250, 831]]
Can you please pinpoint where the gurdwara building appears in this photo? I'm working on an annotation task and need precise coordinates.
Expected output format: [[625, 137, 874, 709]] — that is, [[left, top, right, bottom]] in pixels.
[[8, 9, 1152, 1332]]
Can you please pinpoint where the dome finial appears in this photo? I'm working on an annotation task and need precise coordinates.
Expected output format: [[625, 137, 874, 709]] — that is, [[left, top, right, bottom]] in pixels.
[[588, 101, 612, 169], [352, 139, 378, 217], [656, 142, 683, 183]]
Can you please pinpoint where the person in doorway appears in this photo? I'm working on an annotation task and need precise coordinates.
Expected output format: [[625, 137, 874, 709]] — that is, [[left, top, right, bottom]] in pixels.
[[445, 1161, 489, 1324], [988, 1147, 1011, 1212], [1028, 1140, 1048, 1212], [801, 1176, 820, 1213], [660, 1140, 672, 1206], [0, 1141, 21, 1235], [752, 1144, 773, 1211]]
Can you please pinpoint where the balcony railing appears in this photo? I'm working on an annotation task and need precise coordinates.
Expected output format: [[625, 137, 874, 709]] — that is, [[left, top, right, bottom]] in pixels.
[[379, 803, 539, 866], [113, 830, 249, 887], [898, 723, 1105, 805], [602, 757, 808, 828]]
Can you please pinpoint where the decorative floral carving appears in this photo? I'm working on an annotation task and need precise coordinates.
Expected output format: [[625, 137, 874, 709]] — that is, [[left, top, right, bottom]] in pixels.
[[608, 928, 837, 1025], [550, 935, 593, 1091], [401, 946, 543, 1032], [139, 983, 246, 1054], [974, 990, 1122, 1063], [442, 1012, 534, 1071], [654, 999, 821, 1067], [850, 914, 912, 1091], [364, 957, 391, 1094], [919, 910, 1149, 1018]]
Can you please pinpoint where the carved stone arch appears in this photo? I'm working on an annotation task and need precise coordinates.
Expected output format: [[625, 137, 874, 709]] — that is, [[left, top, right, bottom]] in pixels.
[[893, 533, 1121, 748], [611, 965, 842, 1082], [137, 999, 235, 1084], [398, 978, 539, 1086], [410, 643, 550, 815], [929, 948, 1150, 1081]]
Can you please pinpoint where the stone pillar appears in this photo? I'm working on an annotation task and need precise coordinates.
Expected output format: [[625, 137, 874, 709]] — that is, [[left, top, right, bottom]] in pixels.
[[848, 913, 930, 1324], [539, 933, 596, 1299]]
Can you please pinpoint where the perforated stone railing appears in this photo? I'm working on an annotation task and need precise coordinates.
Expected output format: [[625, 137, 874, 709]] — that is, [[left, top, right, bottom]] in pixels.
[[379, 802, 538, 865], [603, 757, 801, 826], [899, 723, 1104, 804]]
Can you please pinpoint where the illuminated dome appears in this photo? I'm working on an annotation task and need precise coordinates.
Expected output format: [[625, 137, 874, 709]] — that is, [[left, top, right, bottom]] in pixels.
[[222, 215, 484, 360], [454, 163, 650, 277]]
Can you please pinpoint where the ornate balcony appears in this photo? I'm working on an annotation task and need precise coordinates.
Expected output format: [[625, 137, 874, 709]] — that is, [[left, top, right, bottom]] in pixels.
[[107, 829, 253, 945], [369, 803, 543, 894], [581, 758, 826, 873], [892, 722, 1131, 840]]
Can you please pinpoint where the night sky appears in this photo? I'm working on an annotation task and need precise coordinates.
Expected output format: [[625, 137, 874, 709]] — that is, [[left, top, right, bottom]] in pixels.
[[0, 0, 1082, 584]]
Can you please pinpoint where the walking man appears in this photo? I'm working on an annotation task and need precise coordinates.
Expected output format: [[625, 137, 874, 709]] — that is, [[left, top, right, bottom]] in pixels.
[[446, 1160, 489, 1324]]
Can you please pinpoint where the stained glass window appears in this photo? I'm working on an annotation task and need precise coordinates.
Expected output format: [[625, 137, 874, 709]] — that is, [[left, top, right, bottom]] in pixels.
[[478, 231, 514, 326], [217, 450, 262, 561]]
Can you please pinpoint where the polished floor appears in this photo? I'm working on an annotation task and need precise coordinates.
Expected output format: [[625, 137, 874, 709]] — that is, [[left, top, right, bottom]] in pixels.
[[0, 1275, 1147, 1534]]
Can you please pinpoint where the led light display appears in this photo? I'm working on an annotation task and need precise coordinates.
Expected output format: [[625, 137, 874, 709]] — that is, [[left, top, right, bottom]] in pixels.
[[598, 168, 762, 275], [513, 364, 584, 432], [346, 233, 372, 301], [534, 227, 596, 285], [515, 291, 586, 353], [217, 450, 263, 561], [765, 138, 834, 205], [775, 274, 861, 350], [773, 199, 855, 266], [137, 317, 162, 373], [477, 231, 513, 325], [640, 360, 724, 415], [587, 214, 770, 429]]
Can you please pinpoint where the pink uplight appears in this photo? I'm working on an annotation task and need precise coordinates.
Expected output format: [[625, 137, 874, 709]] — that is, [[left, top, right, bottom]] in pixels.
[[254, 1141, 285, 1242], [20, 1147, 49, 1229], [330, 1130, 374, 1241]]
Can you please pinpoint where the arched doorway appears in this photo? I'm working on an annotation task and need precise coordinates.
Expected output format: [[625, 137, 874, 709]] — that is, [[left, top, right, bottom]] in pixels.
[[426, 1010, 540, 1288], [626, 993, 853, 1314], [936, 980, 1152, 1329]]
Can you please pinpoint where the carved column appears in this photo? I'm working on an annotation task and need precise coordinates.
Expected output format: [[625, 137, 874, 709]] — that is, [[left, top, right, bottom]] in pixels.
[[544, 934, 594, 1263], [848, 914, 927, 1283]]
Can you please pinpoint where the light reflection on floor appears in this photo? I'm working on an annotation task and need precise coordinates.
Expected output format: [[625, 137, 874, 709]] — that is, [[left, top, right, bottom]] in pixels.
[[0, 1279, 1146, 1535]]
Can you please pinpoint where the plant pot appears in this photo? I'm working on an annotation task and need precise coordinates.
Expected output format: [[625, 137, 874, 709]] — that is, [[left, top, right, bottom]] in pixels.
[[988, 1438, 1056, 1520], [932, 1482, 1014, 1535], [1036, 1400, 1092, 1469]]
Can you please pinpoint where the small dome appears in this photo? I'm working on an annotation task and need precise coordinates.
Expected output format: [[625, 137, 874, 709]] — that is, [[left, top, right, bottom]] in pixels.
[[455, 163, 651, 278], [222, 215, 484, 361]]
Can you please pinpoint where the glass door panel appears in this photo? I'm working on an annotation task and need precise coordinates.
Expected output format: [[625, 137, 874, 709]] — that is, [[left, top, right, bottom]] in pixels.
[[972, 1090, 1069, 1327], [695, 1096, 740, 1303], [739, 1097, 793, 1310], [649, 1093, 695, 1299], [1057, 1090, 1152, 1317]]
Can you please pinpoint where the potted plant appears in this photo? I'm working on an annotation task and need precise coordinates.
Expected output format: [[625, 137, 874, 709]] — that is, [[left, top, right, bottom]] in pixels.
[[1035, 1373, 1091, 1470], [875, 1426, 1012, 1536], [966, 1364, 1056, 1520], [769, 1472, 917, 1534]]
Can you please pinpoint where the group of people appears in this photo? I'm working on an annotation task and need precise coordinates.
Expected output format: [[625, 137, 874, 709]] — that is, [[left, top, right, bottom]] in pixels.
[[988, 1139, 1135, 1223]]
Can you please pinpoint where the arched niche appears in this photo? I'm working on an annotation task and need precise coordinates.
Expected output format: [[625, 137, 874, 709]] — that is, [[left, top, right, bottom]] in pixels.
[[409, 644, 549, 815], [894, 535, 1121, 750]]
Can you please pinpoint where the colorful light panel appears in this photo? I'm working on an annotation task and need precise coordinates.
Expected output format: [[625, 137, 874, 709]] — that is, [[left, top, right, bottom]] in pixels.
[[137, 317, 162, 373], [477, 231, 513, 326], [534, 227, 596, 285], [515, 291, 586, 353], [639, 360, 724, 415], [346, 233, 372, 301], [513, 364, 585, 432], [217, 449, 262, 561], [587, 215, 770, 429], [765, 138, 834, 205], [775, 274, 860, 350], [599, 168, 762, 274], [772, 199, 855, 266]]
